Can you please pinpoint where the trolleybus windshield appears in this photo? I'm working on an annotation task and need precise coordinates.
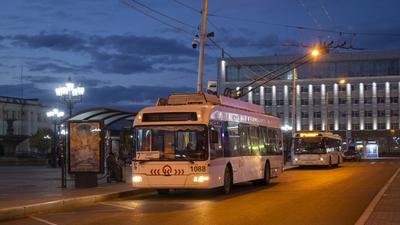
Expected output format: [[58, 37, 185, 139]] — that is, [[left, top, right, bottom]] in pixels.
[[294, 137, 325, 154], [134, 125, 208, 161]]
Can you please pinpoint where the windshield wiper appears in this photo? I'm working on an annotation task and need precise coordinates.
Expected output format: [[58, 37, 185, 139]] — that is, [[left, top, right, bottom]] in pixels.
[[174, 155, 196, 164], [187, 159, 195, 164]]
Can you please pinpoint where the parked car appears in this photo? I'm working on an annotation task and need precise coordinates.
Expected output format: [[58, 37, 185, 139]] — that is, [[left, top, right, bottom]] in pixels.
[[342, 148, 361, 161]]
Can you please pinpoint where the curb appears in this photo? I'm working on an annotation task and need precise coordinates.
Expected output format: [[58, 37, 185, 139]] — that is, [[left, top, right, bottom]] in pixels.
[[355, 167, 400, 225], [283, 164, 297, 170], [0, 189, 148, 222]]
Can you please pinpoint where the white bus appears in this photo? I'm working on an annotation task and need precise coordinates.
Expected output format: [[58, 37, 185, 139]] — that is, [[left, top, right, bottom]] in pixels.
[[293, 132, 343, 167], [131, 93, 284, 194]]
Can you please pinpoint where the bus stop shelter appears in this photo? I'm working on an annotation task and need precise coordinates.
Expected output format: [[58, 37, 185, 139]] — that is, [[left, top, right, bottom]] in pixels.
[[65, 108, 137, 188]]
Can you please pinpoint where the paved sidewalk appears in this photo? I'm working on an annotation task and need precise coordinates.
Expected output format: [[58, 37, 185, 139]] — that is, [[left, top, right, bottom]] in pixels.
[[0, 165, 134, 209], [365, 167, 400, 225]]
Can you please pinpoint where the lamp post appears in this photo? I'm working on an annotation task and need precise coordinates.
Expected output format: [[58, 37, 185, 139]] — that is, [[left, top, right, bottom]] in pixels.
[[55, 77, 85, 116], [46, 108, 64, 168]]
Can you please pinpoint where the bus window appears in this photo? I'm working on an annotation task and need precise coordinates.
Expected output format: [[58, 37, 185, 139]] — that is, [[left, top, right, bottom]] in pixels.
[[258, 127, 267, 155], [267, 128, 277, 155], [226, 121, 240, 157], [325, 138, 337, 153], [209, 123, 223, 160], [249, 126, 260, 155], [239, 124, 251, 156], [276, 129, 283, 154]]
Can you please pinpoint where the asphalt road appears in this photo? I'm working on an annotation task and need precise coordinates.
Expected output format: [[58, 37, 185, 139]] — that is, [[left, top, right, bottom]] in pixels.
[[3, 160, 400, 225]]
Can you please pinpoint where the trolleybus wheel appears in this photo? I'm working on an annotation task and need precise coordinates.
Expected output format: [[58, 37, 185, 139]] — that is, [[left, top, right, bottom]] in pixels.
[[335, 156, 340, 167], [263, 161, 271, 185], [223, 166, 232, 194], [157, 189, 170, 195]]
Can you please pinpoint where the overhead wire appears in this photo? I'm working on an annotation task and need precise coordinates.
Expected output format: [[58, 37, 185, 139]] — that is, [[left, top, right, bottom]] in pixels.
[[320, 0, 333, 23], [171, 0, 201, 13], [170, 0, 222, 35], [298, 0, 322, 28], [169, 0, 292, 85], [121, 0, 195, 37], [123, 0, 330, 95], [207, 37, 289, 86], [170, 0, 400, 38], [128, 0, 196, 30]]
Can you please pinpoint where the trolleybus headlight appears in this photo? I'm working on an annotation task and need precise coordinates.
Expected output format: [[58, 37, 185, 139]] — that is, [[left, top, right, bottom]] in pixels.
[[193, 175, 209, 183], [132, 175, 143, 183], [294, 158, 298, 161], [320, 157, 324, 161]]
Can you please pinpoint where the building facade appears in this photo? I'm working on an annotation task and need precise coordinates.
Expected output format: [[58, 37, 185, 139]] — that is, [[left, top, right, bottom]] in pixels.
[[0, 96, 51, 157], [218, 51, 400, 156]]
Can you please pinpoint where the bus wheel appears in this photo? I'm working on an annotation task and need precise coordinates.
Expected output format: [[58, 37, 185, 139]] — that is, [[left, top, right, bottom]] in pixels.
[[263, 161, 271, 185], [157, 189, 169, 195], [223, 166, 232, 194]]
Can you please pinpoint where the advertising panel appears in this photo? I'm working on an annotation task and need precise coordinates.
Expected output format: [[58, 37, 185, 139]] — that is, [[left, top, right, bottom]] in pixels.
[[69, 121, 103, 173]]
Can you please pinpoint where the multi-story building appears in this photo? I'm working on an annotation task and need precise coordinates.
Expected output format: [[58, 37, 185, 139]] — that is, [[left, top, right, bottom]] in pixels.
[[218, 51, 400, 156], [0, 96, 51, 157]]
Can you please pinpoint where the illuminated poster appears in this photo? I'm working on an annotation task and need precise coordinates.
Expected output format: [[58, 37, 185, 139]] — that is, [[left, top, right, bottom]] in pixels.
[[69, 121, 102, 173]]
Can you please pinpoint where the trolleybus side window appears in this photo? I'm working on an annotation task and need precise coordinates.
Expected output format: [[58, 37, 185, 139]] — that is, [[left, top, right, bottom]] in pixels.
[[265, 128, 283, 155], [258, 126, 267, 155], [276, 129, 283, 155], [325, 138, 341, 152], [239, 124, 251, 156], [267, 128, 277, 154], [226, 121, 240, 157], [209, 121, 223, 160], [249, 126, 260, 155]]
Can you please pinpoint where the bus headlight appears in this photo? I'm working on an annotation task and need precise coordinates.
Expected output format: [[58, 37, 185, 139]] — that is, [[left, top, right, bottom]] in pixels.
[[320, 157, 324, 161], [294, 158, 298, 161], [193, 175, 209, 183], [132, 175, 143, 183]]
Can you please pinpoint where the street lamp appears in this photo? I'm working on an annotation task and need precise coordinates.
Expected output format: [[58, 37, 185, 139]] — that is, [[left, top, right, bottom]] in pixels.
[[281, 125, 293, 132], [46, 108, 64, 168], [311, 48, 320, 57], [55, 77, 85, 116]]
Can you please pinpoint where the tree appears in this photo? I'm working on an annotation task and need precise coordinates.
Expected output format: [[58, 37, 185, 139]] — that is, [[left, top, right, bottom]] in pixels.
[[30, 128, 53, 154]]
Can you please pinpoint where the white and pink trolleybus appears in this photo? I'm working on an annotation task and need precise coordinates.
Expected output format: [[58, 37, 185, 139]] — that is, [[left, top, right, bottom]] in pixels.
[[131, 93, 284, 194]]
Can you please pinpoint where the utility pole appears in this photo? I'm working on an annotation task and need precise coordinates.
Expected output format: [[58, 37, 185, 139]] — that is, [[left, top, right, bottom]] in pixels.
[[196, 0, 208, 93], [291, 64, 297, 161]]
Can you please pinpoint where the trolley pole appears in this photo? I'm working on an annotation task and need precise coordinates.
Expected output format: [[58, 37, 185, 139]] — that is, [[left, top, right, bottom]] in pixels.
[[196, 0, 208, 93], [291, 64, 297, 161]]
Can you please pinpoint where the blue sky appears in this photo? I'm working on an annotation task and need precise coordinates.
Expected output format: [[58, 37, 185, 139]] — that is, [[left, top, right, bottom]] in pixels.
[[1, 0, 399, 112]]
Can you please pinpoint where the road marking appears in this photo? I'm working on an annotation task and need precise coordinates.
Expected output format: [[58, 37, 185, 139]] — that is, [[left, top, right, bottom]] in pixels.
[[355, 167, 400, 225], [100, 202, 136, 210], [370, 162, 376, 164], [30, 216, 58, 225]]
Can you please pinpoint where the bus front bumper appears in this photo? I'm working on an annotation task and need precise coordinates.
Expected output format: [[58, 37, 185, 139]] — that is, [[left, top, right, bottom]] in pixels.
[[131, 174, 211, 189], [292, 155, 329, 165]]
